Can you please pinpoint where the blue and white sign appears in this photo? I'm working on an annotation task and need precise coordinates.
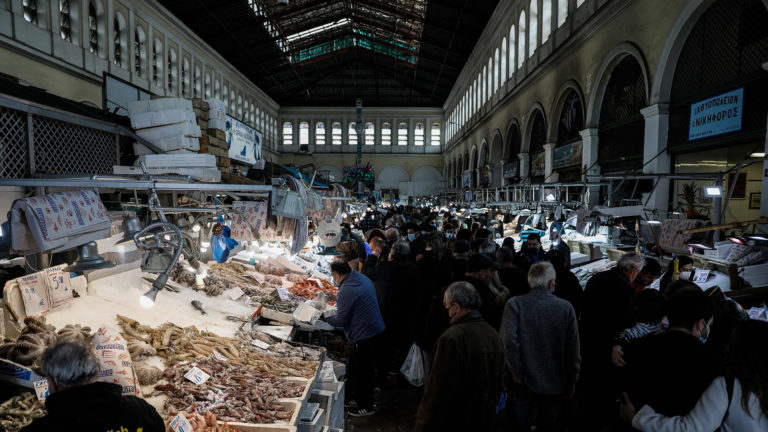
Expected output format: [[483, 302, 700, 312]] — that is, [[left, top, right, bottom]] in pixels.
[[688, 88, 744, 141], [225, 116, 263, 165]]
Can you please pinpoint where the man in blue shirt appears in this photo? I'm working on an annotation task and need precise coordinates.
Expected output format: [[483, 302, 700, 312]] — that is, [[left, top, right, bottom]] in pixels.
[[328, 260, 386, 417]]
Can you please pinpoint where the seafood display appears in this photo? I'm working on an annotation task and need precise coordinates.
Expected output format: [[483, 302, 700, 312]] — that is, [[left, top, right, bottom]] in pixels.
[[253, 262, 286, 277], [157, 358, 302, 424], [253, 292, 299, 314], [164, 406, 240, 432], [237, 329, 324, 361], [135, 362, 165, 385], [287, 277, 338, 305], [0, 317, 79, 368], [0, 392, 45, 432]]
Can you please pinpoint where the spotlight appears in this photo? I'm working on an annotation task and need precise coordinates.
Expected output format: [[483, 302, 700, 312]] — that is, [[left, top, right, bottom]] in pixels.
[[66, 242, 116, 273], [704, 186, 722, 197]]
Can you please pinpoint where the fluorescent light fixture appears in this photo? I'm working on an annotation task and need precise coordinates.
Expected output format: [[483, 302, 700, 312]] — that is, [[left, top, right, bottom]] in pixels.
[[647, 220, 662, 225], [750, 152, 766, 158], [729, 236, 746, 245], [687, 243, 714, 250], [748, 235, 768, 241], [704, 186, 722, 197]]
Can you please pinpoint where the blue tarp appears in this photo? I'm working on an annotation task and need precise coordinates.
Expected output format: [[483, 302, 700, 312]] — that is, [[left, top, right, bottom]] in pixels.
[[278, 164, 330, 188]]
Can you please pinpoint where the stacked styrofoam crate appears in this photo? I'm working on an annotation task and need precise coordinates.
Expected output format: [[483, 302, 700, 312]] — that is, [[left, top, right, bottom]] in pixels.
[[128, 98, 201, 154], [198, 98, 231, 176]]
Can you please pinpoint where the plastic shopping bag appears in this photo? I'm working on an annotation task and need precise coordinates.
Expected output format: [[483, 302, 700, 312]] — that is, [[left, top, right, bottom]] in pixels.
[[400, 343, 425, 387], [211, 220, 239, 263]]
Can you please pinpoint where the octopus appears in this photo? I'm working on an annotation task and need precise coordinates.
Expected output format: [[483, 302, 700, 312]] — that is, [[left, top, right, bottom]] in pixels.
[[0, 392, 46, 431], [0, 317, 60, 369]]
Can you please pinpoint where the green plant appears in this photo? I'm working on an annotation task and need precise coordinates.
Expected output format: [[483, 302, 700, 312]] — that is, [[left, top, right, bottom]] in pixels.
[[679, 182, 700, 217]]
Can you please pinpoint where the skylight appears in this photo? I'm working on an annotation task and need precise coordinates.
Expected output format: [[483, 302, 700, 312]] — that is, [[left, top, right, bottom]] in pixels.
[[286, 18, 351, 43]]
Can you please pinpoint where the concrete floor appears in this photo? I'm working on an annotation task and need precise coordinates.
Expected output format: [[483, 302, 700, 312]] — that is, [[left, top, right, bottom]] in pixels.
[[345, 375, 424, 432]]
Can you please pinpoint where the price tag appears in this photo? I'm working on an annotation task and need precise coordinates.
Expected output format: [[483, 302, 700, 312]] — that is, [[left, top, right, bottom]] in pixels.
[[226, 286, 245, 300], [251, 339, 271, 350], [748, 307, 767, 320], [212, 350, 228, 362], [184, 366, 210, 385], [170, 412, 194, 432], [307, 278, 324, 288], [250, 272, 266, 284], [33, 379, 49, 401], [693, 270, 710, 284], [276, 287, 290, 301]]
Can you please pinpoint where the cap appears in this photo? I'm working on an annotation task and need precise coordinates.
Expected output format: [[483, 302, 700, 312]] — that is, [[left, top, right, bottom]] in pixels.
[[466, 253, 501, 272]]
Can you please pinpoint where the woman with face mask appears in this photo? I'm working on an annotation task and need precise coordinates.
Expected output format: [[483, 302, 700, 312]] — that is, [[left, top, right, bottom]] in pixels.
[[659, 256, 694, 296]]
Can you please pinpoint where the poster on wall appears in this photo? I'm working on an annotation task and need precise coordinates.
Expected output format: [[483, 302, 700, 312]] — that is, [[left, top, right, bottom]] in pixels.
[[462, 170, 471, 187], [503, 162, 518, 179], [688, 87, 744, 141], [531, 152, 546, 177], [553, 141, 582, 169], [225, 116, 262, 165]]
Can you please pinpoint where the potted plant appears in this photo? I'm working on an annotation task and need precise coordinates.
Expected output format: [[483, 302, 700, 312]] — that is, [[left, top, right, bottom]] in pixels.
[[679, 182, 700, 218]]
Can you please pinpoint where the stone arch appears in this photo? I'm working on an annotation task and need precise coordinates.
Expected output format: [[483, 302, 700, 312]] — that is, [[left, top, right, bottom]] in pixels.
[[549, 79, 586, 142], [489, 129, 504, 187], [317, 165, 343, 183], [523, 102, 546, 154], [413, 165, 443, 197], [651, 0, 719, 104], [504, 118, 522, 162], [378, 165, 410, 190], [586, 42, 651, 128]]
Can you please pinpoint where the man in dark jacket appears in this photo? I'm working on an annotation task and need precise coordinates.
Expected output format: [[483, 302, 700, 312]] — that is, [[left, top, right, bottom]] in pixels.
[[328, 260, 386, 416], [578, 252, 644, 430], [496, 246, 529, 298], [546, 249, 582, 316], [21, 341, 164, 432], [501, 261, 580, 431], [514, 233, 547, 274], [415, 281, 504, 432], [464, 253, 503, 330]]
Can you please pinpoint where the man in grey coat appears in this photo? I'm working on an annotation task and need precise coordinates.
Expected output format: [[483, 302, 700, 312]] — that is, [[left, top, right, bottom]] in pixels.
[[500, 261, 580, 432]]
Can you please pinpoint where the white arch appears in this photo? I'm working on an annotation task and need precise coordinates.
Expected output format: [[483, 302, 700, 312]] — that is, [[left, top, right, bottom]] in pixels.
[[318, 165, 343, 183], [412, 165, 443, 197], [378, 165, 410, 189], [585, 42, 650, 128], [651, 0, 718, 105]]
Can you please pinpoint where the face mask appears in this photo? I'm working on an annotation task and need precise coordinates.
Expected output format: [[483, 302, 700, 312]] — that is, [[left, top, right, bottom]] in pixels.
[[425, 246, 433, 251], [408, 233, 416, 241], [699, 321, 710, 344], [680, 271, 692, 280], [446, 233, 455, 239], [421, 231, 427, 235]]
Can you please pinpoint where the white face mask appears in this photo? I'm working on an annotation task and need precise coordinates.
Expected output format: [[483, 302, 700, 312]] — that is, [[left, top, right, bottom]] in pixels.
[[680, 271, 692, 280]]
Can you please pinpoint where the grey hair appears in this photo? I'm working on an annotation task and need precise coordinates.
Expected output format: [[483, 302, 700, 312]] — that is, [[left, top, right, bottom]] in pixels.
[[527, 261, 556, 290], [445, 281, 482, 310], [479, 239, 496, 255], [385, 227, 400, 242], [389, 240, 410, 261], [496, 246, 515, 263], [41, 341, 100, 388], [617, 252, 645, 273]]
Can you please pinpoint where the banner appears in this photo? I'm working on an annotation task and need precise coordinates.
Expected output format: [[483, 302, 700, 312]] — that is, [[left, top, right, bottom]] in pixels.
[[462, 170, 471, 188], [531, 152, 546, 177], [688, 88, 743, 141], [503, 162, 518, 179], [225, 116, 262, 165], [553, 141, 582, 169]]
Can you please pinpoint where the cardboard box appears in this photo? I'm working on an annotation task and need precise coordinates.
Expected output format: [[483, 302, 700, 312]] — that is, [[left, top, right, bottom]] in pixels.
[[0, 358, 44, 388], [208, 128, 227, 139], [217, 156, 231, 168], [192, 98, 209, 110], [197, 119, 208, 130], [199, 145, 228, 157], [194, 108, 209, 120]]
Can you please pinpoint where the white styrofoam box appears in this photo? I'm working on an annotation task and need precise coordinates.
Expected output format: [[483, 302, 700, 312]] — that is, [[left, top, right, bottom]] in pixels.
[[130, 108, 196, 130], [136, 121, 202, 141], [742, 263, 768, 287], [113, 165, 221, 182], [204, 98, 227, 112], [127, 97, 193, 114], [208, 108, 226, 120], [209, 118, 227, 131], [714, 241, 733, 260], [137, 153, 216, 168], [132, 136, 199, 153]]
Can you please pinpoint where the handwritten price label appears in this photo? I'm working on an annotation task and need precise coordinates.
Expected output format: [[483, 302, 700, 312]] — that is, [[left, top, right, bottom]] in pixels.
[[33, 379, 49, 401], [276, 287, 290, 301], [170, 412, 194, 432], [184, 366, 210, 385], [250, 272, 266, 284], [693, 270, 710, 284], [226, 286, 245, 300], [212, 350, 228, 362], [251, 339, 271, 350]]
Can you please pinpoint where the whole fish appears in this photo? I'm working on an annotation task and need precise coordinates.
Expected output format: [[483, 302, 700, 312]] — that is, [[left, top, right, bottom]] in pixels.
[[191, 300, 207, 315]]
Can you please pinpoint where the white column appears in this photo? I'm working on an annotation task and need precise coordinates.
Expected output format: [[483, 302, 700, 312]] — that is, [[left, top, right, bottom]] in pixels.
[[640, 104, 671, 214], [518, 152, 530, 179], [580, 128, 600, 207], [544, 142, 556, 183], [761, 63, 768, 224]]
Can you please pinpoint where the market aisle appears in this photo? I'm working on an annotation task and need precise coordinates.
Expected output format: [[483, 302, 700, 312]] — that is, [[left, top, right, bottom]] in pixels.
[[346, 378, 423, 431]]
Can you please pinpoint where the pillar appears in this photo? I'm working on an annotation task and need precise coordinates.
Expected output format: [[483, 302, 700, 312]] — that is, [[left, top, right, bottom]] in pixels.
[[543, 143, 556, 183], [640, 104, 670, 214], [761, 63, 768, 225], [580, 128, 600, 207], [518, 152, 529, 179]]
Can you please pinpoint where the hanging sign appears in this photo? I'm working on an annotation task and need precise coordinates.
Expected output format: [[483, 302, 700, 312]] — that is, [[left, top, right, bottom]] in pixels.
[[688, 88, 744, 141], [530, 152, 546, 177], [503, 162, 518, 179], [225, 116, 263, 165], [462, 170, 471, 188], [553, 141, 582, 169]]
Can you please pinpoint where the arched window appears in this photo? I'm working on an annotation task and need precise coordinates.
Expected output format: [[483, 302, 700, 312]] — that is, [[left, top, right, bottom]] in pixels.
[[88, 1, 98, 54], [315, 122, 326, 145], [528, 0, 538, 58], [577, 0, 585, 6], [558, 0, 568, 27], [204, 72, 211, 98], [398, 123, 408, 145], [509, 24, 515, 77], [194, 66, 201, 98], [59, 0, 72, 41], [518, 12, 526, 68], [528, 111, 547, 180], [331, 122, 342, 145], [501, 38, 507, 85], [248, 102, 254, 126], [242, 99, 249, 123], [23, 0, 38, 25], [214, 79, 220, 99], [181, 58, 190, 97], [299, 121, 309, 145], [237, 94, 243, 119], [167, 49, 177, 94], [486, 58, 492, 101], [542, 0, 552, 43], [348, 122, 358, 145], [431, 123, 441, 146], [134, 26, 145, 77], [282, 122, 293, 146], [229, 91, 236, 115], [113, 13, 127, 69], [414, 123, 425, 146], [152, 38, 163, 88], [476, 72, 481, 109], [364, 122, 375, 145], [382, 123, 392, 145], [493, 48, 500, 92], [482, 65, 487, 103]]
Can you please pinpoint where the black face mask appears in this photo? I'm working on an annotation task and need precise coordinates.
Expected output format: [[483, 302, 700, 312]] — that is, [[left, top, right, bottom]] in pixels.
[[524, 246, 539, 256]]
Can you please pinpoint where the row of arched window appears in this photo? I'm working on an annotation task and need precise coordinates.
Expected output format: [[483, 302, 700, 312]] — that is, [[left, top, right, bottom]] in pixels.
[[282, 121, 442, 147], [446, 0, 585, 142]]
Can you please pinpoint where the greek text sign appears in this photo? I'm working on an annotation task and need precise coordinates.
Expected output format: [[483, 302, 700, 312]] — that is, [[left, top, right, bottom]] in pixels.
[[688, 88, 743, 141]]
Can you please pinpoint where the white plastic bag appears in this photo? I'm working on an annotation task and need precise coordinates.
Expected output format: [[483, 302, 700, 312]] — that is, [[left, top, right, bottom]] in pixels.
[[400, 344, 425, 387]]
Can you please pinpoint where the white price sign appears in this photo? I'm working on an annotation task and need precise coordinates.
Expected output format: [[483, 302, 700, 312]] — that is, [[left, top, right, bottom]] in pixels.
[[212, 350, 228, 362], [184, 366, 211, 385], [33, 379, 49, 401], [251, 339, 271, 350], [693, 270, 710, 284], [250, 272, 266, 284], [276, 287, 290, 301], [226, 286, 245, 300], [170, 412, 194, 432]]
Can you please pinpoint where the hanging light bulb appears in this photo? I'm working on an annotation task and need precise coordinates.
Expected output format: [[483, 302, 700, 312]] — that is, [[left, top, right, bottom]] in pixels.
[[192, 224, 201, 232], [140, 287, 159, 308], [201, 240, 210, 248]]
